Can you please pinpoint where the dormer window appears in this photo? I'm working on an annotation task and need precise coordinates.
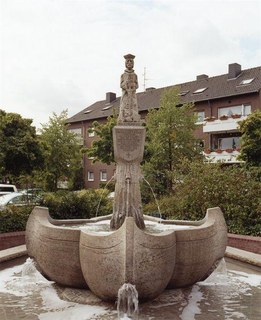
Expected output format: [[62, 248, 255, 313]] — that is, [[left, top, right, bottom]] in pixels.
[[84, 109, 93, 114], [193, 87, 207, 94], [178, 90, 190, 96], [102, 106, 111, 111], [239, 78, 254, 85]]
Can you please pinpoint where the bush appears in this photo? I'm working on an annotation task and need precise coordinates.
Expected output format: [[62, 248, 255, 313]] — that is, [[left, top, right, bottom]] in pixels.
[[144, 163, 261, 236], [40, 189, 113, 219], [0, 206, 33, 233], [0, 189, 113, 233]]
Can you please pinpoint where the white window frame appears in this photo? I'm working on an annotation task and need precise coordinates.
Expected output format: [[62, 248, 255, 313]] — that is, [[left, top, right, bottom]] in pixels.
[[68, 128, 83, 144], [68, 128, 82, 136], [218, 104, 251, 118], [239, 78, 254, 85], [100, 170, 107, 182], [87, 171, 94, 181], [218, 136, 240, 150], [193, 87, 207, 94], [88, 128, 95, 137], [195, 111, 205, 124]]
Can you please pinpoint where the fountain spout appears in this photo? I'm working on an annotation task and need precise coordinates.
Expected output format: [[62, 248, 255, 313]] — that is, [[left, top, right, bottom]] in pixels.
[[110, 54, 145, 230]]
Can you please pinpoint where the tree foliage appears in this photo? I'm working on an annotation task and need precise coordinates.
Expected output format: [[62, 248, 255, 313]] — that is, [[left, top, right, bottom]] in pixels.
[[39, 110, 82, 191], [238, 110, 261, 166], [87, 113, 117, 165], [143, 88, 202, 196], [0, 110, 43, 181]]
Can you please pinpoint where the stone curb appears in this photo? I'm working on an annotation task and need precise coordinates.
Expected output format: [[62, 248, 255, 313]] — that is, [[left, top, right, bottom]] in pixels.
[[0, 245, 27, 263], [225, 246, 261, 268]]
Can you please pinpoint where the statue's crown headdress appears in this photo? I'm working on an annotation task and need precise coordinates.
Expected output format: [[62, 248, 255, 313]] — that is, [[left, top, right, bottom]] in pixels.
[[124, 54, 135, 59]]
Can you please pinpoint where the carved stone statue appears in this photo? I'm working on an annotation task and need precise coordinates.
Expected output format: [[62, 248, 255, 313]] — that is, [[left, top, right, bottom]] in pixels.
[[118, 54, 141, 125], [110, 54, 145, 230]]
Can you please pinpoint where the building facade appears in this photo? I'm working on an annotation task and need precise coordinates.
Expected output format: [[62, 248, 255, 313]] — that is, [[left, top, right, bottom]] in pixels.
[[67, 63, 261, 189]]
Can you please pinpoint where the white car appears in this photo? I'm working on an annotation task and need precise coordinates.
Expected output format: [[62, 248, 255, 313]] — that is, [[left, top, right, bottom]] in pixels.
[[0, 192, 39, 210], [0, 184, 18, 196]]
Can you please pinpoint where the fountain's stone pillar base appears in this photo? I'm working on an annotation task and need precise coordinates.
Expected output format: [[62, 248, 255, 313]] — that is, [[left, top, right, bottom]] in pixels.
[[110, 125, 146, 230]]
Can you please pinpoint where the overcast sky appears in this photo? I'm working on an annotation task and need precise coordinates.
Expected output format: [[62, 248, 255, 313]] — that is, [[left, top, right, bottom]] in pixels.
[[1, 0, 260, 129]]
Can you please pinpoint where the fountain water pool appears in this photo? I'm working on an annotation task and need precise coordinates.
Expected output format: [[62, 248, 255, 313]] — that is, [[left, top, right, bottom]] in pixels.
[[0, 256, 260, 320], [58, 219, 195, 234]]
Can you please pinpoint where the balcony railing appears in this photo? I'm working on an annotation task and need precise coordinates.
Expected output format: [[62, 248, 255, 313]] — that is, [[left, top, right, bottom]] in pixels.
[[203, 149, 243, 163], [203, 116, 247, 133]]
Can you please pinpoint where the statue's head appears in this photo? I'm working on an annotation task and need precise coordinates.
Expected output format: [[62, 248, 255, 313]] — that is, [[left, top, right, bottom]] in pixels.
[[124, 53, 135, 71]]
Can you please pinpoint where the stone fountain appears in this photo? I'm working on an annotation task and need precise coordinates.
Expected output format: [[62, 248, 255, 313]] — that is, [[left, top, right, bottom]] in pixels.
[[26, 54, 227, 303]]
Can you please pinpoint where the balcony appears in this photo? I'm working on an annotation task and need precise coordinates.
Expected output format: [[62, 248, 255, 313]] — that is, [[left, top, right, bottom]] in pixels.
[[203, 149, 243, 163], [203, 116, 247, 133]]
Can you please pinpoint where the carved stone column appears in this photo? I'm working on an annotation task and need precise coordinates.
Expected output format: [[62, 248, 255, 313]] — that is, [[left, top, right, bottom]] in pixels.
[[110, 126, 145, 230]]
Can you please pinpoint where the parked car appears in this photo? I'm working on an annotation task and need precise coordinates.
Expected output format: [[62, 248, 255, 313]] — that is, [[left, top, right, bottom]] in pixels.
[[20, 188, 43, 197], [0, 184, 18, 196], [0, 192, 41, 210]]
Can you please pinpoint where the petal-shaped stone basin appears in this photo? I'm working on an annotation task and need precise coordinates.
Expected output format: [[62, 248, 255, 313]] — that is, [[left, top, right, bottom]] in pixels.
[[26, 206, 227, 301]]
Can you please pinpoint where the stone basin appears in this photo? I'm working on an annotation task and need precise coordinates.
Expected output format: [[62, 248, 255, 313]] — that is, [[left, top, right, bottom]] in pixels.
[[25, 206, 227, 301]]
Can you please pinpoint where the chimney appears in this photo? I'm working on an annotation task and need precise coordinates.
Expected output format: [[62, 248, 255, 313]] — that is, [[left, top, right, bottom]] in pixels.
[[197, 74, 209, 81], [228, 63, 241, 79], [106, 92, 116, 103]]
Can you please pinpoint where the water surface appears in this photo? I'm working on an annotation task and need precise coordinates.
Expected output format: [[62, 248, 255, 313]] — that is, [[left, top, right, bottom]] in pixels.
[[0, 257, 260, 319]]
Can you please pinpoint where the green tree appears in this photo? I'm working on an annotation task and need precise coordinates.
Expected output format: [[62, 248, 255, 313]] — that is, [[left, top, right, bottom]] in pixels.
[[238, 110, 261, 166], [0, 110, 43, 182], [39, 110, 82, 191], [87, 113, 117, 165], [143, 88, 202, 196]]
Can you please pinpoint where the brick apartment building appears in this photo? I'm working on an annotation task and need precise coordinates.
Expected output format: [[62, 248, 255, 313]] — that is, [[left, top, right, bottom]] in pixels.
[[67, 63, 261, 189]]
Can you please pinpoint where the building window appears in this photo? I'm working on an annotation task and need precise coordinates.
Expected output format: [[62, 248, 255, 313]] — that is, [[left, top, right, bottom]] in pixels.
[[193, 87, 207, 94], [199, 140, 205, 148], [69, 128, 82, 135], [100, 170, 107, 182], [218, 137, 240, 150], [84, 109, 93, 114], [102, 106, 111, 111], [239, 78, 254, 85], [68, 128, 83, 144], [195, 111, 205, 123], [218, 104, 251, 118], [178, 90, 189, 96], [88, 128, 95, 137], [244, 105, 251, 116], [88, 171, 94, 181]]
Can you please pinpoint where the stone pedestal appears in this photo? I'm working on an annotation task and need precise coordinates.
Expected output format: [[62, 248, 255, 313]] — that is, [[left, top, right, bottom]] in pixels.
[[110, 126, 146, 230]]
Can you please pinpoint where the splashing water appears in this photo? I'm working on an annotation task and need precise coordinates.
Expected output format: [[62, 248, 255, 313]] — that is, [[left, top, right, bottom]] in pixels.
[[215, 258, 228, 274], [22, 258, 37, 277], [95, 175, 115, 217], [143, 177, 162, 221], [22, 257, 53, 286], [117, 283, 139, 319], [1, 258, 260, 319], [202, 258, 228, 285]]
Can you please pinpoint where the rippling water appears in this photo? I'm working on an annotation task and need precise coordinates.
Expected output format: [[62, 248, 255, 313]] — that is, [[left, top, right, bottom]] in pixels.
[[0, 257, 260, 319], [59, 219, 194, 234]]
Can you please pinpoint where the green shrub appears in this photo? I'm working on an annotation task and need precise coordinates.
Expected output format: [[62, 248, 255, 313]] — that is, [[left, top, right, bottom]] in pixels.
[[40, 189, 113, 219], [144, 163, 261, 236], [0, 206, 33, 233], [0, 189, 113, 233]]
